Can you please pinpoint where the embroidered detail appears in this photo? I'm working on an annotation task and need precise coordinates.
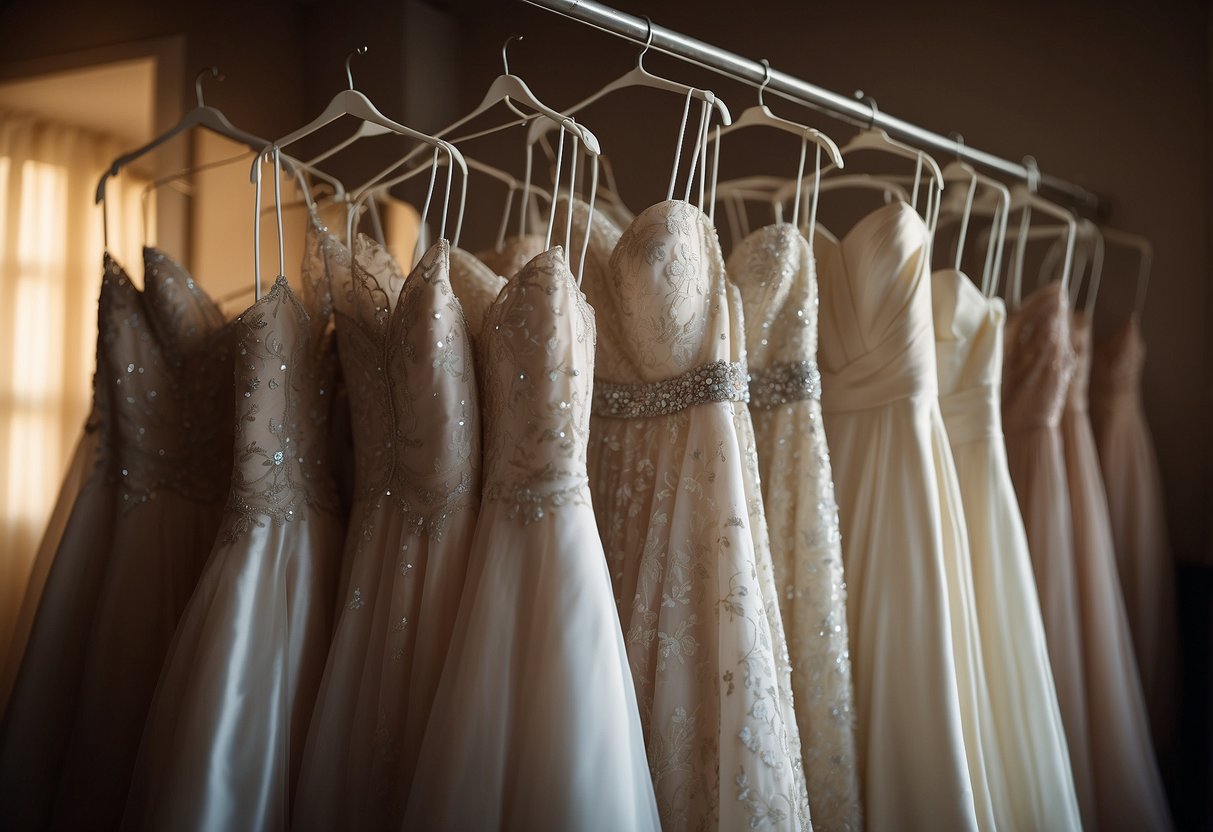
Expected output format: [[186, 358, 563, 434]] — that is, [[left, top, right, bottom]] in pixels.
[[748, 360, 821, 409], [593, 359, 749, 418]]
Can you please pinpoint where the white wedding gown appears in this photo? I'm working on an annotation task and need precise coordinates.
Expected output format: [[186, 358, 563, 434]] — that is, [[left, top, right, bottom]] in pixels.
[[403, 246, 660, 831]]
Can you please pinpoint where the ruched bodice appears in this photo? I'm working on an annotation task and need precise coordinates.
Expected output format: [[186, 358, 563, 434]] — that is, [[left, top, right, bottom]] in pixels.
[[815, 201, 936, 413], [933, 269, 1005, 446], [1002, 282, 1076, 432], [479, 246, 595, 522]]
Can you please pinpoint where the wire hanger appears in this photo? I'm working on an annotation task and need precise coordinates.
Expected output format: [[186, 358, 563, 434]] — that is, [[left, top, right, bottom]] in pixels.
[[96, 67, 343, 250], [1002, 157, 1078, 308], [935, 133, 1011, 295]]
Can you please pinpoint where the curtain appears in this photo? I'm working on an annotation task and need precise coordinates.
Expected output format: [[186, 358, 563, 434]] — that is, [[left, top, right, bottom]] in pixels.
[[0, 110, 147, 679]]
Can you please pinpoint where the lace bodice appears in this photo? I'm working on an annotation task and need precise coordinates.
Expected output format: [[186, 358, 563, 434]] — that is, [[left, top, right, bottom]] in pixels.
[[98, 250, 234, 509], [319, 223, 479, 531], [933, 268, 1006, 445], [222, 224, 338, 538], [565, 199, 742, 384], [1002, 282, 1076, 432], [448, 247, 506, 350], [814, 202, 936, 414], [479, 247, 594, 523]]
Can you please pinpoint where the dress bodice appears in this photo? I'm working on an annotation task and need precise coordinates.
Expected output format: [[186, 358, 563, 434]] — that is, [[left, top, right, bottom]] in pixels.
[[932, 268, 1006, 445], [475, 233, 546, 281], [98, 249, 234, 509], [570, 199, 742, 385], [728, 224, 822, 407], [1065, 313, 1094, 414], [1090, 317, 1145, 412], [223, 225, 338, 538], [1002, 282, 1076, 432], [320, 222, 479, 527], [814, 202, 937, 413], [479, 247, 595, 522]]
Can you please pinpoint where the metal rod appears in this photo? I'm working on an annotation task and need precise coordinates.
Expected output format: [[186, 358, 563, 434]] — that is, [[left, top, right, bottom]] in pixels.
[[523, 0, 1108, 214]]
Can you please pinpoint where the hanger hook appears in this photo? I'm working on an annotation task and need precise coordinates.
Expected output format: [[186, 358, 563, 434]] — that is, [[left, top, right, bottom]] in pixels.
[[757, 58, 772, 108], [1023, 155, 1041, 192], [950, 131, 965, 162], [345, 46, 368, 90], [637, 15, 655, 70], [853, 90, 879, 130], [502, 35, 522, 75], [194, 66, 222, 108]]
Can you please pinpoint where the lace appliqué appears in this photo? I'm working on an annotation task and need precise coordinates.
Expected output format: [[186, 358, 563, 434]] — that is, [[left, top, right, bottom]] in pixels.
[[594, 359, 749, 419], [748, 361, 821, 410]]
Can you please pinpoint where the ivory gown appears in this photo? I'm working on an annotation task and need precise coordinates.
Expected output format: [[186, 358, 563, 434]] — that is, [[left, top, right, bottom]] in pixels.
[[1060, 313, 1172, 831], [294, 222, 481, 830], [566, 198, 811, 831], [404, 247, 660, 831], [729, 222, 861, 832], [123, 225, 344, 832], [815, 202, 988, 832], [933, 268, 1081, 830], [1090, 315, 1179, 754], [0, 249, 233, 832]]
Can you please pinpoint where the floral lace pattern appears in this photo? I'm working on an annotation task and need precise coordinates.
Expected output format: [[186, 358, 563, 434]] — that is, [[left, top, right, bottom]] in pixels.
[[220, 221, 339, 541], [562, 199, 810, 831], [97, 250, 235, 511], [729, 224, 860, 832], [479, 246, 595, 524]]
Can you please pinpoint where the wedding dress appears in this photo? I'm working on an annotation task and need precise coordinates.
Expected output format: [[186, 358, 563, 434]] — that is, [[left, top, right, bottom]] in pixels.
[[123, 224, 344, 832], [1090, 315, 1178, 753], [294, 222, 481, 831], [565, 198, 810, 831], [1001, 282, 1095, 824], [404, 246, 660, 831], [1060, 313, 1172, 831], [729, 222, 861, 832], [815, 202, 983, 832], [475, 232, 545, 280], [448, 247, 506, 351], [0, 249, 233, 831], [933, 268, 1081, 830]]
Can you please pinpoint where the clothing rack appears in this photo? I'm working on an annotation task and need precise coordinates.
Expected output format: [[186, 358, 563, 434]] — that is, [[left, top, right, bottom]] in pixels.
[[523, 0, 1110, 216]]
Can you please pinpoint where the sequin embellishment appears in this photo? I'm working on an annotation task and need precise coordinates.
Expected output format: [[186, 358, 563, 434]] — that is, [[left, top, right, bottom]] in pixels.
[[592, 359, 749, 418], [748, 360, 822, 410]]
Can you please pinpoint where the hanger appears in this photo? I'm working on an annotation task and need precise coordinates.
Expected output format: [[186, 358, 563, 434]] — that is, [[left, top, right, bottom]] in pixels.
[[1098, 228, 1152, 317], [96, 67, 343, 249], [525, 16, 730, 153], [773, 94, 944, 232], [932, 134, 1011, 295], [1043, 218, 1104, 317], [1002, 158, 1078, 308]]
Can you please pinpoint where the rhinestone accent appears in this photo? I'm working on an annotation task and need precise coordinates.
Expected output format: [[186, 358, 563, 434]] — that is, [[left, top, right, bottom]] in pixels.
[[748, 360, 822, 410], [592, 359, 749, 419]]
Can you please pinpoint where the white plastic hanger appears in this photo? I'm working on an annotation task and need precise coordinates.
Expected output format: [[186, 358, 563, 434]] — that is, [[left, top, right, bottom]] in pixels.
[[96, 67, 343, 248], [524, 16, 730, 152], [1099, 228, 1153, 317], [1003, 160, 1078, 308], [936, 139, 1011, 295], [271, 47, 467, 211]]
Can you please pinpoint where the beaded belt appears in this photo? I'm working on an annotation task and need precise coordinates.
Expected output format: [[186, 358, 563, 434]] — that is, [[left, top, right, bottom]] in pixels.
[[747, 360, 822, 410], [592, 359, 749, 418]]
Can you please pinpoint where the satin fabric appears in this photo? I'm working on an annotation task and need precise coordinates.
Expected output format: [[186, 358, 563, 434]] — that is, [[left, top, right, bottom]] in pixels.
[[934, 269, 1081, 830], [730, 223, 862, 832], [1060, 313, 1172, 831], [0, 250, 233, 831], [123, 234, 344, 832], [1001, 282, 1096, 826], [405, 248, 660, 832], [1090, 315, 1179, 754], [564, 198, 810, 831], [294, 228, 481, 831], [815, 202, 984, 832]]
